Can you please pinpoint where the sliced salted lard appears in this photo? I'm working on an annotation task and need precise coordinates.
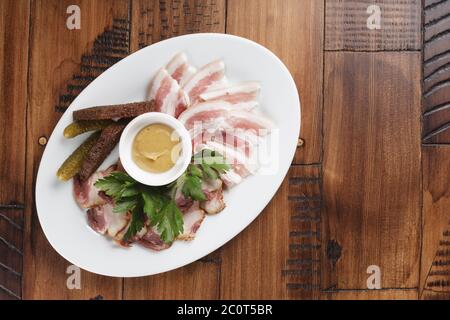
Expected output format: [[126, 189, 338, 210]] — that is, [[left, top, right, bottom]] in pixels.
[[199, 82, 261, 104], [149, 68, 187, 117], [225, 110, 274, 134], [206, 140, 258, 177], [73, 165, 116, 209], [192, 129, 258, 158], [86, 202, 130, 239], [178, 100, 258, 130], [177, 202, 206, 241], [166, 52, 197, 86], [182, 59, 225, 104]]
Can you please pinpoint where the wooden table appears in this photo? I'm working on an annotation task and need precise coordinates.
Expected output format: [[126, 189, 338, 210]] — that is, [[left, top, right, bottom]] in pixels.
[[1, 0, 449, 300]]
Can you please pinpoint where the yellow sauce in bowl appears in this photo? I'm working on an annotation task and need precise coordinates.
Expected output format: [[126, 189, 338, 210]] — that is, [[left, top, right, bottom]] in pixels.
[[132, 123, 181, 173]]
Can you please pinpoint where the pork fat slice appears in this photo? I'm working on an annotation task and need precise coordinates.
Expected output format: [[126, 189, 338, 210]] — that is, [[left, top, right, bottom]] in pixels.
[[73, 165, 115, 208], [87, 202, 130, 239], [166, 52, 197, 86], [149, 68, 186, 117], [177, 202, 206, 241], [182, 59, 225, 104], [199, 81, 261, 104]]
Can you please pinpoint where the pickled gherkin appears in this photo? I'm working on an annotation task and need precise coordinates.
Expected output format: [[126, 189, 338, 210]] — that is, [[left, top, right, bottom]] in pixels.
[[57, 132, 101, 181], [63, 120, 113, 138]]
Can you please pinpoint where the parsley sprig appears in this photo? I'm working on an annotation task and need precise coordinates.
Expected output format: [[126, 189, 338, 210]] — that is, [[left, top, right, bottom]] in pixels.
[[179, 150, 230, 201], [94, 149, 230, 243]]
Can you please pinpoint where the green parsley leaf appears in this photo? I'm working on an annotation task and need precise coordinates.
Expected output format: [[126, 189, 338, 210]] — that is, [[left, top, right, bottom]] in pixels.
[[142, 192, 164, 223], [154, 200, 183, 243], [123, 207, 145, 241], [113, 197, 138, 213], [200, 163, 218, 180], [181, 174, 206, 201], [94, 175, 124, 199]]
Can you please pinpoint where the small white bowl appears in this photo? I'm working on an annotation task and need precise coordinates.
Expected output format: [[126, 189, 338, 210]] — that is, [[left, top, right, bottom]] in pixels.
[[119, 112, 192, 186]]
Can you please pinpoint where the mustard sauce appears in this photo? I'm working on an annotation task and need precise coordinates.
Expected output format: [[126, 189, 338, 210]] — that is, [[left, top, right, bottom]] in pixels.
[[132, 123, 181, 173]]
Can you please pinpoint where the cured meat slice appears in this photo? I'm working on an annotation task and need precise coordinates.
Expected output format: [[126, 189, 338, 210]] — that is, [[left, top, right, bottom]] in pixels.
[[199, 82, 260, 104], [177, 202, 206, 241], [86, 202, 130, 239], [139, 226, 171, 251], [178, 100, 257, 130], [149, 68, 187, 117], [73, 165, 116, 208], [166, 52, 197, 86], [200, 188, 225, 215], [220, 169, 243, 188], [182, 59, 225, 104]]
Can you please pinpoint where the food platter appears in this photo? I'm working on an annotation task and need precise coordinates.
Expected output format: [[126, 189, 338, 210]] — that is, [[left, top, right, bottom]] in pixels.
[[35, 33, 300, 277]]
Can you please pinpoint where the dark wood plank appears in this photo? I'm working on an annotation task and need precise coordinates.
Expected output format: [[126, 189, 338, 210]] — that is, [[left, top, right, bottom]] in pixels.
[[219, 171, 290, 299], [0, 0, 29, 205], [24, 0, 129, 299], [423, 0, 450, 144], [124, 250, 221, 299], [420, 146, 450, 298], [325, 0, 422, 51], [219, 0, 324, 299], [130, 0, 226, 52], [322, 52, 421, 290], [0, 210, 24, 300], [0, 0, 30, 300], [225, 0, 324, 165], [284, 165, 322, 299], [321, 289, 417, 300], [124, 0, 226, 300]]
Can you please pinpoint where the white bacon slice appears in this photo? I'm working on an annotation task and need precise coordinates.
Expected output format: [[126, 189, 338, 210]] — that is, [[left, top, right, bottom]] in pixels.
[[182, 59, 225, 104], [206, 141, 258, 176], [199, 82, 260, 104], [73, 165, 116, 209], [166, 52, 197, 86], [149, 68, 187, 117], [86, 202, 130, 239], [192, 129, 257, 158], [178, 100, 258, 130], [177, 202, 206, 241]]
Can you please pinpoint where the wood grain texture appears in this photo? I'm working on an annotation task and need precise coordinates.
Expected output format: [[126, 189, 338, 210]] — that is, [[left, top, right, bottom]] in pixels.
[[284, 165, 322, 299], [0, 0, 29, 205], [225, 0, 323, 165], [420, 147, 450, 298], [23, 0, 129, 299], [325, 0, 422, 51], [0, 210, 24, 300], [322, 52, 421, 290], [130, 0, 226, 52], [423, 0, 450, 144], [56, 18, 130, 113], [0, 0, 30, 300], [219, 170, 290, 299], [218, 0, 324, 299], [124, 250, 221, 299], [321, 289, 417, 300], [123, 0, 226, 300]]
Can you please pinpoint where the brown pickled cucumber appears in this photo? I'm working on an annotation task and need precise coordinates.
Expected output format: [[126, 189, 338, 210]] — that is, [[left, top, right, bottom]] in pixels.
[[63, 120, 113, 138], [56, 132, 101, 181]]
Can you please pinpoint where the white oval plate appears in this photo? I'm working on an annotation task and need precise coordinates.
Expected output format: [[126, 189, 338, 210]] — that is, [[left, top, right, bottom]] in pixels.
[[36, 33, 300, 277]]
